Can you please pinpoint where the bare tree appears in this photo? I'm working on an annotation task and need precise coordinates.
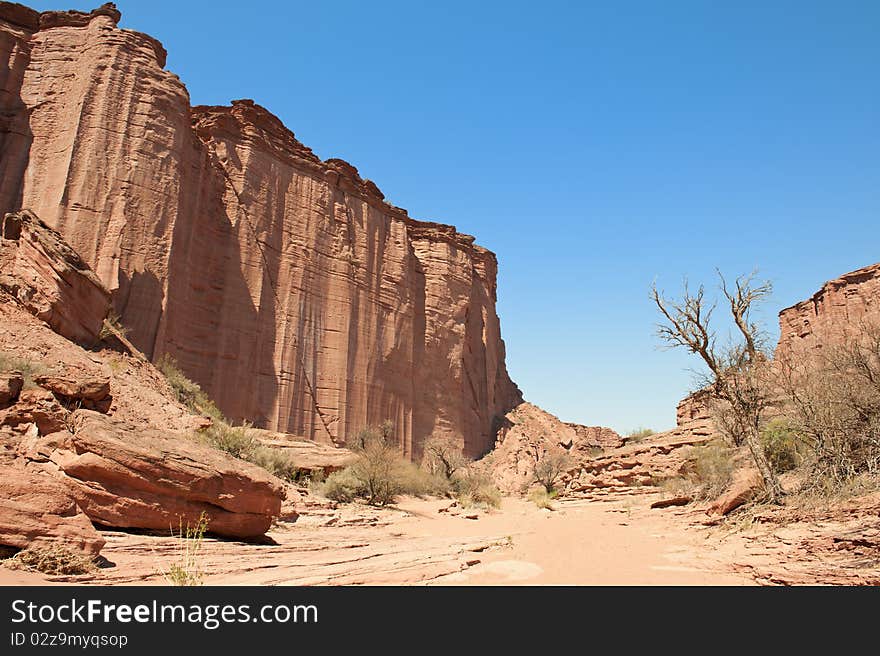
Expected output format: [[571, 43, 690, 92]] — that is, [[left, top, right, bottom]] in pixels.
[[652, 271, 783, 503], [422, 436, 469, 480], [532, 447, 574, 493]]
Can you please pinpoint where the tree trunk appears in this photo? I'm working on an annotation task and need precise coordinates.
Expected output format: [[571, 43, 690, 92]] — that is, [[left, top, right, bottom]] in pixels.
[[743, 425, 784, 503]]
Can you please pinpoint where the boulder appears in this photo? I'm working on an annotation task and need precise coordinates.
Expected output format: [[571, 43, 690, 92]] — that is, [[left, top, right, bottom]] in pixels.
[[0, 463, 104, 556], [0, 371, 23, 406], [0, 210, 110, 345], [33, 371, 110, 402], [40, 411, 285, 539], [253, 428, 356, 474], [651, 495, 693, 509], [0, 387, 68, 435], [707, 468, 762, 516]]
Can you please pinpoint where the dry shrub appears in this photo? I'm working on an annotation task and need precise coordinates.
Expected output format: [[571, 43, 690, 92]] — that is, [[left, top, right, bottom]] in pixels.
[[6, 545, 95, 575], [777, 321, 880, 490], [528, 487, 556, 510], [452, 469, 502, 509], [156, 354, 223, 421], [316, 423, 449, 506], [199, 421, 300, 482], [686, 442, 734, 500], [422, 435, 470, 480], [0, 351, 44, 389], [158, 358, 300, 481], [626, 427, 655, 442], [533, 448, 574, 493]]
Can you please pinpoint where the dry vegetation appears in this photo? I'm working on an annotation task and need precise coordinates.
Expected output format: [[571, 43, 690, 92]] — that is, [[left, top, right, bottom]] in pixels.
[[318, 427, 502, 509], [654, 271, 880, 507], [0, 351, 44, 388], [4, 545, 95, 576], [162, 512, 209, 586], [157, 355, 300, 481]]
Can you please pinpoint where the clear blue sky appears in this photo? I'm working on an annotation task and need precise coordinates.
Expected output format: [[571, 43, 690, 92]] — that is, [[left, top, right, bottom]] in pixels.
[[29, 1, 880, 433]]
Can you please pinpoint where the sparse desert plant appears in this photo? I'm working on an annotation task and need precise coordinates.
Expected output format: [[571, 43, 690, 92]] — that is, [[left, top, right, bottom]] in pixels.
[[5, 545, 95, 576], [528, 487, 557, 510], [347, 424, 406, 505], [760, 419, 801, 474], [0, 351, 44, 388], [199, 421, 301, 481], [163, 512, 209, 586], [98, 311, 128, 341], [160, 358, 300, 481], [422, 435, 470, 480], [687, 441, 735, 499], [452, 469, 502, 509], [246, 444, 302, 481], [317, 467, 364, 502], [653, 270, 784, 502], [626, 427, 655, 442], [532, 447, 574, 493], [202, 421, 257, 458], [156, 354, 223, 421]]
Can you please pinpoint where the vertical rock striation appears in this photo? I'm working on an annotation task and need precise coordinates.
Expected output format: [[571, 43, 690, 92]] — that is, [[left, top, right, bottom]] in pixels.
[[0, 2, 521, 458], [775, 262, 880, 360]]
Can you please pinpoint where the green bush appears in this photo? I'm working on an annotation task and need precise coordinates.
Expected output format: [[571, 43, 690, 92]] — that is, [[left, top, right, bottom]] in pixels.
[[316, 424, 458, 506], [157, 356, 300, 482], [199, 421, 300, 482], [318, 468, 364, 503], [760, 419, 800, 474]]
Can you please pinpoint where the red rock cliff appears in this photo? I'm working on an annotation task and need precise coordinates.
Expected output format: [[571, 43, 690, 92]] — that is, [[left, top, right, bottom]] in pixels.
[[775, 262, 880, 360], [0, 2, 522, 458]]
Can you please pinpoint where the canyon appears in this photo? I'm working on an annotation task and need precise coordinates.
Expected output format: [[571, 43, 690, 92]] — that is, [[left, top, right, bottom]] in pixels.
[[0, 1, 878, 587], [0, 1, 520, 459]]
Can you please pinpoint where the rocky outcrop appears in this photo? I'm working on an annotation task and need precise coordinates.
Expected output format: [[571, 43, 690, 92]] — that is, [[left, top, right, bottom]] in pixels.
[[706, 468, 761, 516], [565, 422, 623, 449], [0, 210, 110, 344], [0, 463, 105, 556], [481, 402, 620, 493], [27, 411, 286, 539], [0, 371, 22, 406], [253, 429, 356, 475], [0, 2, 521, 458], [0, 295, 286, 543], [776, 262, 880, 360]]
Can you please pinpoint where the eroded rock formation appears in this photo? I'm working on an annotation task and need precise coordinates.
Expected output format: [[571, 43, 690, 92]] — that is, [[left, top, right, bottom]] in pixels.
[[776, 262, 880, 360], [0, 210, 110, 345], [0, 2, 521, 458]]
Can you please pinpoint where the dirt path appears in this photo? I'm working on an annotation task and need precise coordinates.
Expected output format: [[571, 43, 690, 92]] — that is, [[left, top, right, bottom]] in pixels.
[[413, 496, 752, 585], [0, 493, 755, 586]]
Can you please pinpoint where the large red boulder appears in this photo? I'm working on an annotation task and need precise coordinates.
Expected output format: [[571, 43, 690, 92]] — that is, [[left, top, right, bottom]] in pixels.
[[0, 463, 105, 556], [39, 411, 286, 539]]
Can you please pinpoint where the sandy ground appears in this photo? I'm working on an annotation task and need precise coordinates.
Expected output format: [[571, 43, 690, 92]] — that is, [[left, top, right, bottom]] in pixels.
[[0, 493, 756, 586]]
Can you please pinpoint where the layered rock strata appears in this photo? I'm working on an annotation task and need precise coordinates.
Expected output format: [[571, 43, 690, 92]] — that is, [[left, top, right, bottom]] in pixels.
[[0, 2, 521, 458], [776, 262, 880, 360]]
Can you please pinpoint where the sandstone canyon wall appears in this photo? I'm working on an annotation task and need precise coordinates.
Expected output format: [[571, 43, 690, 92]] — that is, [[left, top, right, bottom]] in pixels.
[[0, 3, 521, 458], [775, 262, 880, 360]]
